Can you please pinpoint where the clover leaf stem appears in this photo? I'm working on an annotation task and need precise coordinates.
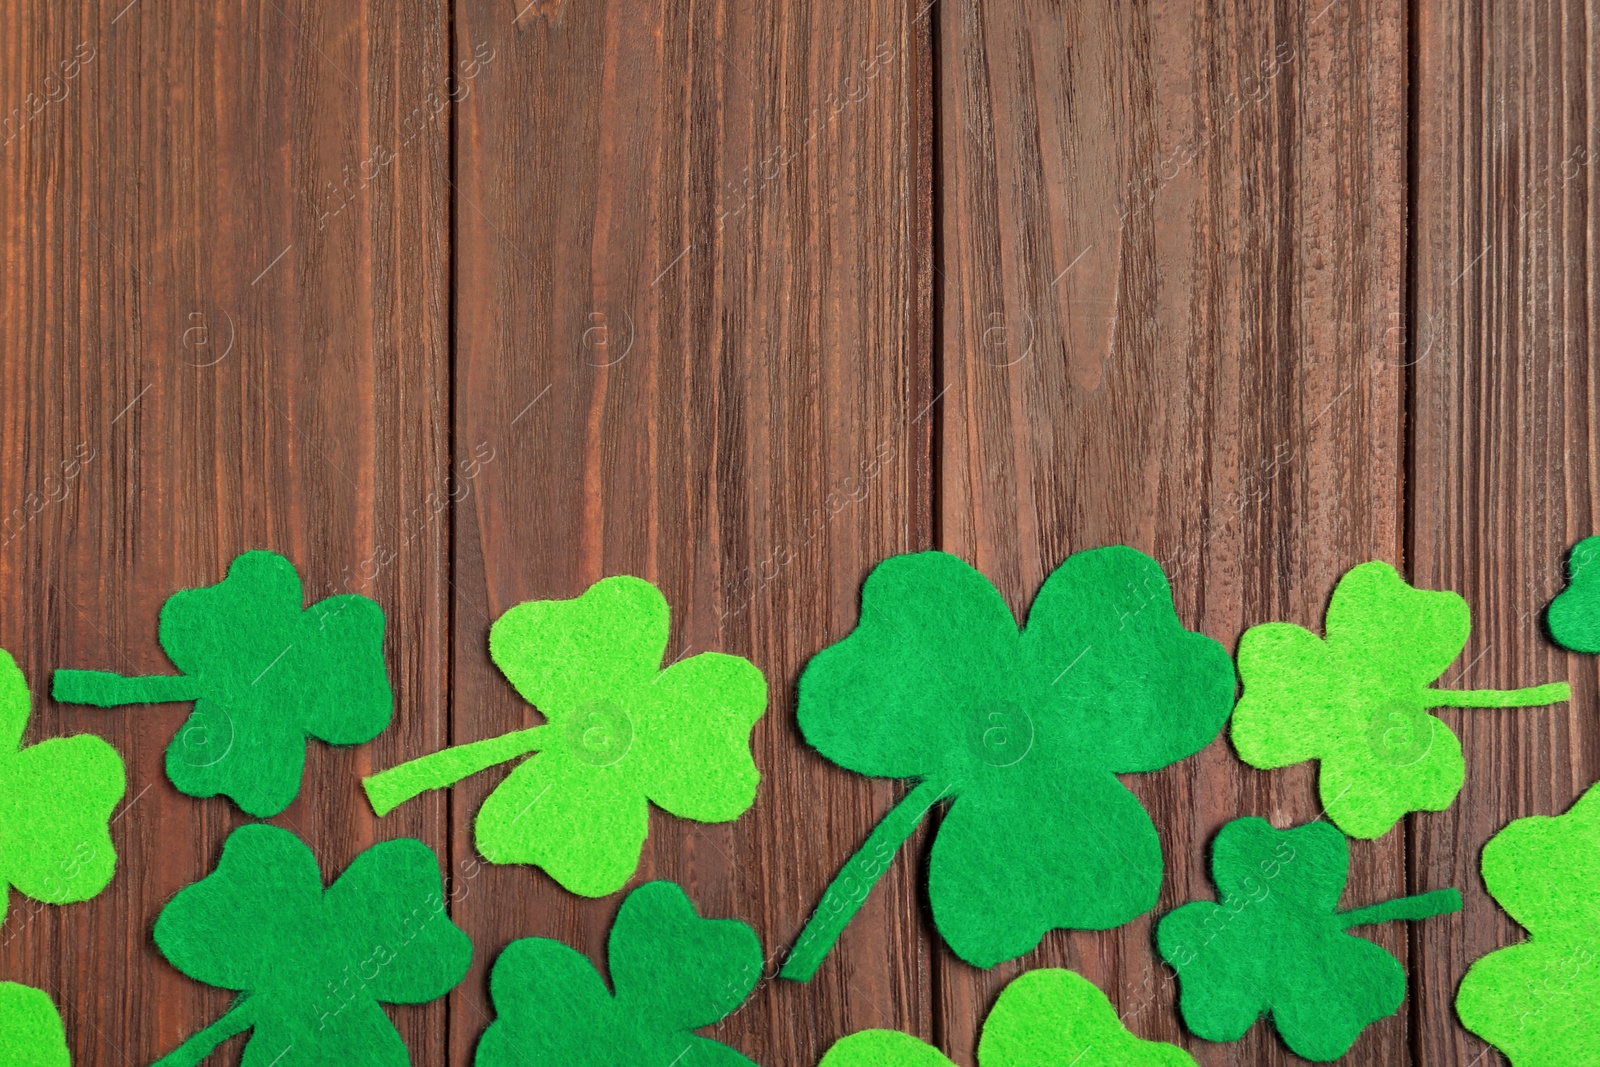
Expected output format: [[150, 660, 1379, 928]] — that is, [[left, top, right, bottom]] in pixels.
[[363, 726, 550, 817], [52, 670, 202, 706], [780, 778, 951, 983], [151, 995, 257, 1067], [1336, 888, 1462, 930], [1428, 682, 1571, 708]]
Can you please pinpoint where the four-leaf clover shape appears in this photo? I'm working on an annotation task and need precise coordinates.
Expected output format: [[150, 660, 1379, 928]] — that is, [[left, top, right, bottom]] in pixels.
[[818, 969, 1195, 1067], [0, 982, 71, 1067], [476, 880, 761, 1066], [0, 648, 123, 921], [781, 548, 1236, 978], [1231, 561, 1569, 839], [1457, 781, 1600, 1066], [1157, 818, 1461, 1062], [363, 576, 766, 897], [151, 823, 471, 1067], [52, 550, 393, 817]]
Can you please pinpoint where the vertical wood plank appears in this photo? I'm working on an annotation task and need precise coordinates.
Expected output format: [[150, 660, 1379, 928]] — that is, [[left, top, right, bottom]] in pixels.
[[1410, 0, 1599, 1063], [0, 1, 452, 1063], [448, 1, 932, 1063], [937, 1, 1408, 1062]]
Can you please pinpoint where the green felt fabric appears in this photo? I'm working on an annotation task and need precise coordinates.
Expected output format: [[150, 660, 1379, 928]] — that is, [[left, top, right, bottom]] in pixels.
[[0, 648, 123, 922], [783, 548, 1235, 977], [52, 550, 391, 818], [1157, 818, 1461, 1062], [1457, 781, 1600, 1066], [475, 880, 760, 1066], [151, 823, 471, 1067], [0, 982, 71, 1067], [1547, 537, 1600, 653], [363, 576, 766, 898], [1231, 561, 1569, 839], [818, 969, 1195, 1067]]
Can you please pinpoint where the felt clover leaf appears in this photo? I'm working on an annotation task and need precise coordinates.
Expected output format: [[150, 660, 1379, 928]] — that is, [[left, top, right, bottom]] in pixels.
[[1547, 536, 1600, 652], [1456, 781, 1600, 1066], [0, 648, 123, 921], [363, 576, 766, 897], [818, 969, 1195, 1067], [151, 823, 471, 1067], [1231, 560, 1570, 839], [1157, 817, 1461, 1062], [0, 982, 71, 1067], [780, 547, 1236, 979], [52, 550, 392, 818], [475, 880, 761, 1066]]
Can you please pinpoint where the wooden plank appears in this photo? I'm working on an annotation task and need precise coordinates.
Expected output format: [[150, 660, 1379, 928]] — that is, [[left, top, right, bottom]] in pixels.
[[447, 1, 932, 1063], [0, 1, 452, 1063], [1409, 0, 1600, 1063], [936, 0, 1408, 1062]]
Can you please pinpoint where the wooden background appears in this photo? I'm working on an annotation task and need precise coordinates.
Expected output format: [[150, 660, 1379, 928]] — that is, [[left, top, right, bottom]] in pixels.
[[0, 0, 1594, 1063]]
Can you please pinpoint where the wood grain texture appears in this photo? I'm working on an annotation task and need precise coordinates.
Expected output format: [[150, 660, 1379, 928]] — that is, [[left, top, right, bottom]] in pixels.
[[1409, 0, 1600, 1063], [936, 0, 1408, 1062], [0, 0, 452, 1064]]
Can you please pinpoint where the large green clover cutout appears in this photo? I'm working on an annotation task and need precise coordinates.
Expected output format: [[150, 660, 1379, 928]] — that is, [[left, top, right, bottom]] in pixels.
[[780, 547, 1235, 979], [475, 880, 761, 1066], [0, 648, 123, 921], [363, 576, 766, 897], [151, 823, 471, 1067], [1547, 536, 1600, 652], [817, 969, 1195, 1067], [1157, 818, 1460, 1062], [1231, 561, 1569, 839], [0, 982, 71, 1067], [1457, 781, 1600, 1066], [52, 550, 392, 818]]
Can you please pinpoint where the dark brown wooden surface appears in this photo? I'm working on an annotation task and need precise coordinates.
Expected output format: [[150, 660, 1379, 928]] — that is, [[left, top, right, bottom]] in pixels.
[[0, 0, 1591, 1064]]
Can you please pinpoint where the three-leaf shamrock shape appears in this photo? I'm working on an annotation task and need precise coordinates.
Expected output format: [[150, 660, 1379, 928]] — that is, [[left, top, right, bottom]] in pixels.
[[0, 648, 123, 920], [0, 982, 71, 1067], [1457, 781, 1600, 1066], [1231, 561, 1570, 839], [1157, 818, 1461, 1062], [363, 576, 766, 897], [817, 969, 1195, 1067], [475, 880, 761, 1066], [781, 547, 1236, 979], [52, 550, 392, 818], [151, 823, 471, 1067], [1546, 536, 1600, 652]]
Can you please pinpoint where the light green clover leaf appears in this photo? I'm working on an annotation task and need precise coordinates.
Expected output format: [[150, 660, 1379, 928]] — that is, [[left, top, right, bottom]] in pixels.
[[0, 982, 71, 1067]]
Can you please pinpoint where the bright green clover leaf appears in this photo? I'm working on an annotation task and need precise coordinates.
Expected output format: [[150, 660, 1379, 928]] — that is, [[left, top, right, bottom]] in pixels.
[[780, 548, 1235, 978], [52, 550, 392, 818], [0, 648, 123, 922], [1231, 561, 1569, 839], [475, 880, 761, 1067], [1157, 818, 1461, 1062], [1547, 536, 1600, 652], [818, 969, 1195, 1067], [151, 823, 471, 1067], [1457, 781, 1600, 1066], [0, 982, 71, 1067], [362, 576, 766, 897]]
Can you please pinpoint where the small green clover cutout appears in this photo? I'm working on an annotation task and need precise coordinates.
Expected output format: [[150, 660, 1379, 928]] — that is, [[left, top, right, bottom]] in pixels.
[[1157, 818, 1461, 1062], [781, 547, 1236, 978], [0, 982, 71, 1067], [1231, 560, 1570, 839], [0, 648, 123, 921], [363, 576, 766, 897], [475, 880, 761, 1067], [52, 550, 392, 818], [817, 969, 1195, 1067], [151, 823, 471, 1067], [1547, 536, 1600, 652], [1457, 781, 1600, 1066]]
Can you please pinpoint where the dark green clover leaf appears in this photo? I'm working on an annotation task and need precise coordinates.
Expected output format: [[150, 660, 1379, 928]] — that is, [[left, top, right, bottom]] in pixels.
[[1157, 818, 1461, 1062], [475, 880, 761, 1067], [151, 823, 471, 1067], [1547, 536, 1600, 652], [53, 550, 392, 817], [781, 548, 1235, 978]]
